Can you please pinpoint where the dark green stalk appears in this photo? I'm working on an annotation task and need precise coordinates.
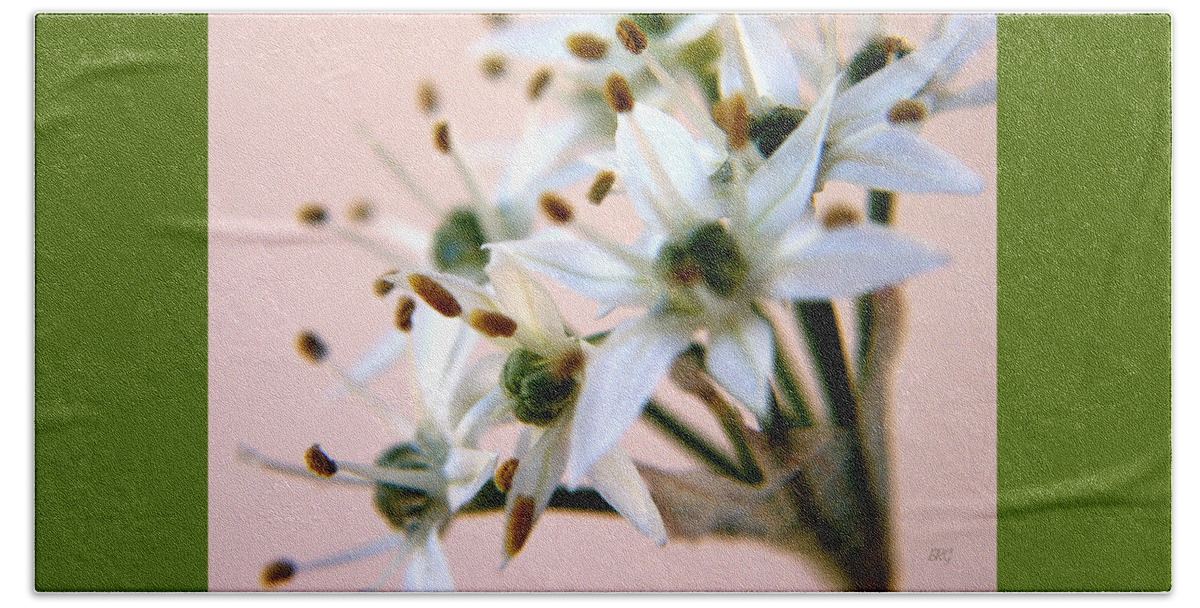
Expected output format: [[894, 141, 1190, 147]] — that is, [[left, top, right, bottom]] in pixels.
[[857, 190, 896, 381], [772, 337, 814, 428], [794, 301, 858, 428], [643, 400, 749, 483], [459, 479, 617, 515]]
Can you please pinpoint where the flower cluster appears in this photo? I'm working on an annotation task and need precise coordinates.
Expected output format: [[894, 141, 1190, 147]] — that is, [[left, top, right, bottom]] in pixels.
[[242, 13, 994, 591]]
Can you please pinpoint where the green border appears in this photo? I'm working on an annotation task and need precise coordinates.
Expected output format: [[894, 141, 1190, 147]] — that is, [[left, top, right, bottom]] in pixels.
[[34, 14, 208, 591], [996, 14, 1171, 591]]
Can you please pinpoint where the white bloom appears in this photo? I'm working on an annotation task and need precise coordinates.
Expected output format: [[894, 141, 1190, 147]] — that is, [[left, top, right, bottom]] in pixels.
[[406, 249, 666, 560], [496, 83, 946, 481], [242, 305, 499, 591]]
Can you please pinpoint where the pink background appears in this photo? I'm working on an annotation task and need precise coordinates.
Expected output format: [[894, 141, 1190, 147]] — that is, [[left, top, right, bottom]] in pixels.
[[208, 14, 997, 591]]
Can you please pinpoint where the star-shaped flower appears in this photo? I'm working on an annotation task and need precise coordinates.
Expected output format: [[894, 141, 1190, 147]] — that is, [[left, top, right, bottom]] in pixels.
[[493, 74, 947, 481], [405, 248, 667, 560]]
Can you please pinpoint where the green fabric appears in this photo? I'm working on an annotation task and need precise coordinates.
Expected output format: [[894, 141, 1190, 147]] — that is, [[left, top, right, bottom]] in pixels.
[[35, 14, 208, 591], [996, 14, 1171, 591]]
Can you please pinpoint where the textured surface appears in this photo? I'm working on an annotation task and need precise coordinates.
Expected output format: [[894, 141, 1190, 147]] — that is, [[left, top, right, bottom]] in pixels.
[[996, 14, 1171, 591], [34, 14, 208, 591]]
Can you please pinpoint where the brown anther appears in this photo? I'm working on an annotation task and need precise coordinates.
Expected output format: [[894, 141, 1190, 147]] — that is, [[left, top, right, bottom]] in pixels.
[[372, 273, 396, 298], [394, 296, 416, 332], [604, 73, 634, 113], [881, 36, 911, 56], [616, 18, 648, 54], [347, 200, 373, 223], [416, 80, 439, 115], [484, 13, 510, 28], [886, 99, 927, 125], [494, 458, 519, 493], [408, 274, 462, 318], [468, 309, 518, 338], [260, 560, 296, 588], [821, 203, 864, 229], [480, 54, 508, 79], [526, 67, 554, 101], [538, 192, 574, 224], [304, 444, 338, 478], [587, 170, 616, 205], [505, 495, 537, 557], [565, 33, 609, 61], [712, 94, 750, 150], [295, 331, 328, 364], [296, 203, 328, 226], [432, 121, 451, 154], [549, 347, 586, 380]]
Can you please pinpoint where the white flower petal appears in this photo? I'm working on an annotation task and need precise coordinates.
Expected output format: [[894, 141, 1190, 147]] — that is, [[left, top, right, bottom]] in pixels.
[[443, 354, 505, 431], [454, 387, 510, 447], [831, 24, 970, 133], [770, 224, 949, 300], [411, 303, 478, 416], [743, 77, 838, 240], [617, 105, 717, 233], [483, 248, 569, 353], [935, 14, 996, 81], [587, 445, 667, 545], [330, 329, 408, 400], [494, 235, 656, 312], [567, 316, 692, 483], [826, 125, 984, 194], [509, 418, 572, 518], [931, 78, 997, 114], [707, 314, 775, 419], [403, 534, 454, 592], [660, 13, 720, 48], [443, 446, 499, 512], [722, 15, 802, 108]]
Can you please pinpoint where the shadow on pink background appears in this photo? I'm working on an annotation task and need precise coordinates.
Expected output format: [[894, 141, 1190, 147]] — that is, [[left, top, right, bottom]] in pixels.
[[208, 13, 996, 591]]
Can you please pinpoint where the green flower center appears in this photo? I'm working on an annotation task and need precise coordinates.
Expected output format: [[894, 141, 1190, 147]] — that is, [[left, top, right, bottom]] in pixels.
[[502, 349, 577, 427], [656, 221, 748, 298], [431, 208, 490, 278], [372, 443, 435, 531], [748, 106, 808, 158], [847, 36, 914, 85]]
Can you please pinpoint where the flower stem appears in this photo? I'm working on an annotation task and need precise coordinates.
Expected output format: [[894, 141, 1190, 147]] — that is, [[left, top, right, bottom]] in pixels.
[[771, 334, 814, 428], [857, 189, 895, 381], [794, 301, 857, 427], [643, 400, 751, 483], [459, 479, 617, 515]]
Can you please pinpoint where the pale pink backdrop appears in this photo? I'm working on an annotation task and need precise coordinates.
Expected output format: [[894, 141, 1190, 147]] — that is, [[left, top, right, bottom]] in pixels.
[[208, 13, 997, 591]]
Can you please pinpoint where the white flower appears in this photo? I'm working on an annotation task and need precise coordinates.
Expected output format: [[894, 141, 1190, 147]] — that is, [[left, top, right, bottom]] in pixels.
[[719, 14, 987, 195], [495, 81, 946, 481], [405, 249, 666, 560], [241, 306, 499, 591]]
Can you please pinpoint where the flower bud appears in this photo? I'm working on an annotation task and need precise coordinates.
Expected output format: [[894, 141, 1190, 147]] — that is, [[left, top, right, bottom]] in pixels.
[[502, 349, 576, 427], [372, 443, 435, 531]]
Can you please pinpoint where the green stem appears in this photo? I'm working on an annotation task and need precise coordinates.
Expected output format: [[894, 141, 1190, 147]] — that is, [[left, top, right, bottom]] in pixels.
[[771, 335, 814, 428], [459, 479, 617, 515], [794, 301, 858, 428], [857, 190, 895, 381], [643, 400, 749, 483]]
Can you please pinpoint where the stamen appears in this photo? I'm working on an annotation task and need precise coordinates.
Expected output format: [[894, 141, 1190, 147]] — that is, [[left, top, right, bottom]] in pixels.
[[526, 67, 554, 101], [408, 273, 462, 318], [416, 80, 439, 115], [468, 309, 518, 338], [604, 73, 634, 113], [886, 99, 928, 125], [346, 199, 373, 224], [616, 18, 648, 54], [296, 331, 329, 364], [549, 347, 586, 380], [712, 94, 750, 150], [881, 36, 912, 57], [260, 560, 296, 588], [565, 33, 609, 61], [822, 203, 863, 229], [372, 273, 396, 298], [305, 444, 338, 478], [480, 54, 507, 79], [432, 121, 452, 154], [586, 170, 616, 205], [296, 203, 328, 226], [538, 192, 574, 225], [505, 495, 536, 557], [394, 296, 415, 332], [494, 458, 519, 493]]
